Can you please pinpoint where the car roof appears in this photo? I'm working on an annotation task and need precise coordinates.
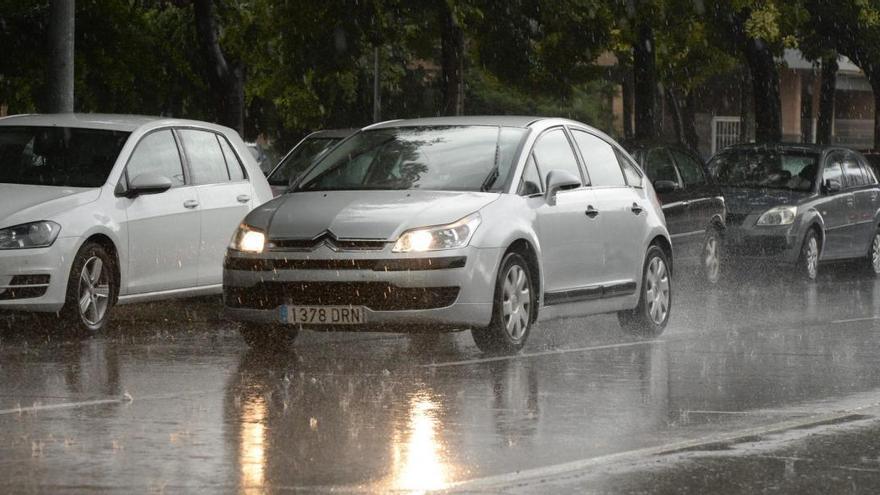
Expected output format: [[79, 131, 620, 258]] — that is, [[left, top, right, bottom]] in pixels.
[[308, 128, 358, 139], [0, 113, 232, 134], [719, 142, 843, 154], [364, 115, 547, 129]]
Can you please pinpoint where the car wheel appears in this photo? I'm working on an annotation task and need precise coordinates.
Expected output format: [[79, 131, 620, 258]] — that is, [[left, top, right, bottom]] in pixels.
[[472, 252, 535, 354], [701, 229, 722, 284], [868, 229, 880, 277], [618, 245, 671, 338], [799, 229, 820, 281], [239, 322, 298, 351], [60, 242, 117, 335]]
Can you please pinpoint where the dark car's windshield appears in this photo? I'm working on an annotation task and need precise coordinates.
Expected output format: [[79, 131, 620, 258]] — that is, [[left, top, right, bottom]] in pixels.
[[0, 126, 130, 187], [294, 125, 528, 192], [268, 136, 343, 187], [708, 148, 819, 192]]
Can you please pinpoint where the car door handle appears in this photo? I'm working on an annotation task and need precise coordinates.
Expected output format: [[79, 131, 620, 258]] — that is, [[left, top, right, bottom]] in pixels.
[[585, 205, 599, 218], [183, 200, 200, 209], [631, 202, 644, 215], [236, 194, 251, 203]]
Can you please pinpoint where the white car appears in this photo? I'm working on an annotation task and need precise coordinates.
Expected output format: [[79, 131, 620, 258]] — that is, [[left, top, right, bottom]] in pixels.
[[224, 116, 672, 352], [0, 114, 272, 333]]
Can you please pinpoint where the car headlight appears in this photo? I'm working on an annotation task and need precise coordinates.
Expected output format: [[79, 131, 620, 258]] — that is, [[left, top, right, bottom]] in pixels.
[[393, 213, 482, 253], [0, 221, 61, 250], [229, 224, 266, 253], [756, 206, 797, 226]]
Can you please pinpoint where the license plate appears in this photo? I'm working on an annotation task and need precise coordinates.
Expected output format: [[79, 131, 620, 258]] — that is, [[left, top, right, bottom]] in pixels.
[[279, 305, 366, 325]]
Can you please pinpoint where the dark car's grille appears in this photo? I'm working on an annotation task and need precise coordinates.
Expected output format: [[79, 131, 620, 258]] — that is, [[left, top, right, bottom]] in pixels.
[[727, 236, 789, 257], [224, 256, 466, 272], [225, 282, 460, 311], [726, 213, 751, 227]]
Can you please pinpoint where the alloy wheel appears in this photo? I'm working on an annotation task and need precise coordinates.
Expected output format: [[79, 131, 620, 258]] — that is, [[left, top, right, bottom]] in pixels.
[[645, 256, 670, 325], [872, 234, 880, 274], [78, 256, 110, 326], [501, 264, 530, 341], [805, 236, 819, 279], [703, 234, 721, 283]]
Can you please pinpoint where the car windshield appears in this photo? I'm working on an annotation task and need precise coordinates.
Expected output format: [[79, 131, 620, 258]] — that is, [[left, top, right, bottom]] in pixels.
[[0, 126, 130, 187], [708, 148, 819, 192], [268, 136, 342, 187], [294, 125, 528, 192]]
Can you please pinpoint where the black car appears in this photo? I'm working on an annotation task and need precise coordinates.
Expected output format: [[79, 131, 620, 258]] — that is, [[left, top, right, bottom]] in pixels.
[[707, 143, 880, 280], [266, 129, 357, 196], [624, 142, 726, 283]]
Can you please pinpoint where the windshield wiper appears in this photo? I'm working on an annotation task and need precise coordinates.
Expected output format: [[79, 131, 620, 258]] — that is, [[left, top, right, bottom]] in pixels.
[[480, 126, 503, 192]]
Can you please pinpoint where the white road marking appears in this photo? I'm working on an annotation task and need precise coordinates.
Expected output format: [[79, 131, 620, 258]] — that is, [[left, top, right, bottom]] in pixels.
[[448, 410, 876, 492], [422, 340, 664, 368], [0, 389, 222, 416], [832, 316, 880, 324]]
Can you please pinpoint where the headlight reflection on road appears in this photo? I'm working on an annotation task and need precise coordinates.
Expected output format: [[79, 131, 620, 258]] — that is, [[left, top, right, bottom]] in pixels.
[[389, 392, 452, 493], [239, 395, 267, 494]]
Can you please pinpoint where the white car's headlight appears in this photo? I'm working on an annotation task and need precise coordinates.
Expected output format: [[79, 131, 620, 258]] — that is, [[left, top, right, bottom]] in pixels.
[[0, 221, 61, 250], [229, 224, 266, 253], [393, 213, 482, 253], [756, 206, 797, 226]]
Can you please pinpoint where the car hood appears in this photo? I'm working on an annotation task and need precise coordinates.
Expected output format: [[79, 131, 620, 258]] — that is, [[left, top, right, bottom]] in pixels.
[[721, 187, 813, 214], [0, 183, 101, 228], [258, 190, 500, 240]]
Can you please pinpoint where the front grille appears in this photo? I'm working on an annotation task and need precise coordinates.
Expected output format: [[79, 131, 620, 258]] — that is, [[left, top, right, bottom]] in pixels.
[[0, 274, 51, 300], [268, 238, 387, 252], [727, 236, 789, 257], [726, 213, 750, 227], [224, 256, 466, 272], [225, 282, 460, 311]]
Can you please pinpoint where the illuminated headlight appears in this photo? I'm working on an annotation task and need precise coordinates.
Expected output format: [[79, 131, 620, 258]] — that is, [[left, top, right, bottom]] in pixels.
[[756, 206, 797, 226], [229, 224, 266, 253], [393, 213, 482, 253], [0, 221, 61, 249]]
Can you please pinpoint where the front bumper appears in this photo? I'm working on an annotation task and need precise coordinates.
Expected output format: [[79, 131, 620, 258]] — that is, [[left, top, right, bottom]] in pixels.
[[0, 237, 79, 312], [724, 214, 802, 264], [222, 245, 502, 331]]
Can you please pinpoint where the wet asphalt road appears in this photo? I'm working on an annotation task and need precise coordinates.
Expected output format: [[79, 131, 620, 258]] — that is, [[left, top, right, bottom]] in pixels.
[[4, 267, 880, 493]]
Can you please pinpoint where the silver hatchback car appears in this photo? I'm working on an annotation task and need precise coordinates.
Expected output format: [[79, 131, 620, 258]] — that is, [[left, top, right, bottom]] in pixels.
[[224, 116, 672, 352]]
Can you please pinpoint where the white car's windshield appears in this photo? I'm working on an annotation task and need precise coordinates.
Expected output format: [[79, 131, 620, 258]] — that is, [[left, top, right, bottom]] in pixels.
[[708, 149, 819, 192], [294, 125, 527, 192], [0, 126, 130, 187]]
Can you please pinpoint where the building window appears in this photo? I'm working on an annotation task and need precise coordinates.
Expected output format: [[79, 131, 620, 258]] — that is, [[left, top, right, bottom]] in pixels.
[[711, 116, 741, 154]]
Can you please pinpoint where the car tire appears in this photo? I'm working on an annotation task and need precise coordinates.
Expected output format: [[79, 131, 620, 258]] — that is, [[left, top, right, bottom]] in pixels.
[[471, 252, 535, 354], [867, 228, 880, 277], [60, 241, 118, 335], [618, 245, 671, 338], [239, 323, 298, 351], [798, 229, 820, 281], [701, 228, 722, 285]]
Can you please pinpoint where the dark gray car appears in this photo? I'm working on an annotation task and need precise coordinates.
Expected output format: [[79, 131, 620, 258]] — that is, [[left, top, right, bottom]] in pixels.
[[708, 144, 880, 280]]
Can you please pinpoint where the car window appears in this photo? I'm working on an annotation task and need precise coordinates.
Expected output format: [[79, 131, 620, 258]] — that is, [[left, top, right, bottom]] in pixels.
[[823, 153, 844, 187], [859, 155, 879, 185], [670, 148, 706, 187], [571, 130, 625, 187], [126, 129, 185, 187], [518, 154, 543, 196], [843, 153, 867, 188], [178, 129, 230, 185], [616, 150, 643, 187], [218, 135, 246, 181], [644, 148, 680, 187], [531, 128, 582, 186]]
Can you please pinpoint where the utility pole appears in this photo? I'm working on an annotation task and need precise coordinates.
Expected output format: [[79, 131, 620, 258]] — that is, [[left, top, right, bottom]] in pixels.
[[46, 0, 75, 113]]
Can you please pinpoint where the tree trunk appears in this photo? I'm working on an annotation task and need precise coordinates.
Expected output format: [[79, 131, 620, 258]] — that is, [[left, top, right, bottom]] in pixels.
[[870, 69, 880, 151], [193, 0, 244, 134], [632, 22, 656, 140], [743, 38, 781, 143], [439, 3, 464, 116], [817, 55, 837, 146], [621, 67, 634, 140], [668, 88, 700, 152], [667, 87, 684, 146], [739, 68, 755, 143], [46, 0, 74, 113]]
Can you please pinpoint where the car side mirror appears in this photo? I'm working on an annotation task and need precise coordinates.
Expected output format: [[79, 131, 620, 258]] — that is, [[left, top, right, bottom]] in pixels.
[[653, 180, 678, 194], [126, 173, 173, 197], [823, 179, 841, 194], [545, 169, 582, 206]]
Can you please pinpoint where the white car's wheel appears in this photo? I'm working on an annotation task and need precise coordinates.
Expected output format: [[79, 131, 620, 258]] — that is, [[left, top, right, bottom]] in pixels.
[[61, 242, 117, 334], [472, 252, 534, 354], [618, 245, 671, 338]]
